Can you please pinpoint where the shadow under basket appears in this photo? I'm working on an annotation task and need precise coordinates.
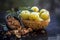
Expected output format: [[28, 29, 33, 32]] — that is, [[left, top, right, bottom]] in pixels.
[[22, 19, 50, 30]]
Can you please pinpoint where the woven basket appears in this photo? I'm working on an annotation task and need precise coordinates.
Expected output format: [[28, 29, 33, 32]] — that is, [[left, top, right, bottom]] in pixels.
[[22, 18, 50, 30]]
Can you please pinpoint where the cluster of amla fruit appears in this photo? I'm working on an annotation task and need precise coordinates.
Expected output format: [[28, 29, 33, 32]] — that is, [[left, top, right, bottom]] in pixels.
[[19, 6, 50, 21]]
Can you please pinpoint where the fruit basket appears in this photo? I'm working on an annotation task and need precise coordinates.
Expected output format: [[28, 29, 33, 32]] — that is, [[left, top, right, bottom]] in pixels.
[[19, 6, 50, 30], [22, 18, 50, 30]]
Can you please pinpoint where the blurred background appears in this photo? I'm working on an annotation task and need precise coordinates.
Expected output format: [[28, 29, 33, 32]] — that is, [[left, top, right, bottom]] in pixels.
[[0, 0, 60, 40]]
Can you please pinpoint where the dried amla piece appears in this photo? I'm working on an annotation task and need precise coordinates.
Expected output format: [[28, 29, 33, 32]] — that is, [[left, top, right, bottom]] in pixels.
[[13, 30, 21, 38]]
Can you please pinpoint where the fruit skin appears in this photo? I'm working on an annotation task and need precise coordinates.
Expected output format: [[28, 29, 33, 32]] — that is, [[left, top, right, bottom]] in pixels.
[[31, 6, 39, 12], [40, 12, 50, 20], [40, 9, 47, 13], [29, 12, 43, 21], [39, 9, 50, 20], [20, 10, 30, 20], [39, 17, 44, 21], [39, 9, 49, 15]]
